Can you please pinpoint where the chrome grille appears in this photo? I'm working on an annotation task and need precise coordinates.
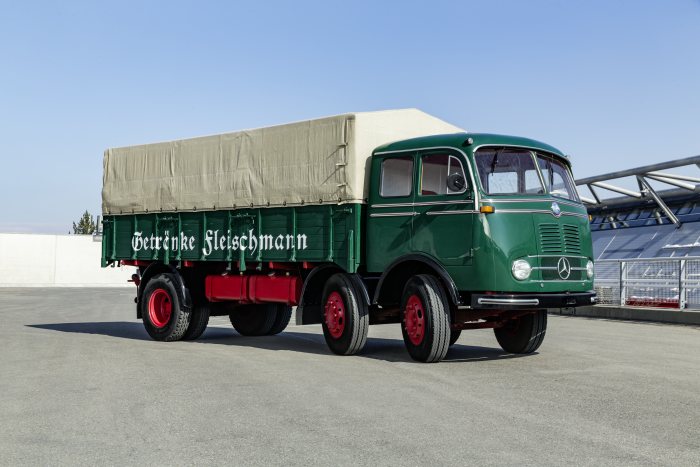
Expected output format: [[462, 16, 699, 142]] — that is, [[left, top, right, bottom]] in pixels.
[[539, 256, 586, 281], [563, 224, 582, 254]]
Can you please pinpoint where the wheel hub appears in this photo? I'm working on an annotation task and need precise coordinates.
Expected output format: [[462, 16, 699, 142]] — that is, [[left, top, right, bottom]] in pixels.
[[405, 294, 425, 345], [148, 289, 172, 328], [324, 291, 346, 339]]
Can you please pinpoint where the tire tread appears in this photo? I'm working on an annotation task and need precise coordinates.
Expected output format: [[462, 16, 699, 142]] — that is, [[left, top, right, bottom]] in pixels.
[[321, 273, 369, 356], [182, 303, 210, 341], [267, 305, 293, 335], [402, 274, 451, 363], [142, 273, 191, 342], [229, 304, 277, 336], [494, 310, 547, 354]]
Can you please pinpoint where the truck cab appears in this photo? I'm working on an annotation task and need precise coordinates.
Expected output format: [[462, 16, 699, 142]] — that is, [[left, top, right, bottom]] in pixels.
[[364, 133, 595, 358]]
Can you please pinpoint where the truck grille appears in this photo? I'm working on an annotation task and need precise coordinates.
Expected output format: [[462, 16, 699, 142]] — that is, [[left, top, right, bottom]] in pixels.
[[538, 223, 582, 255], [563, 224, 582, 254], [539, 256, 586, 281], [539, 223, 562, 254]]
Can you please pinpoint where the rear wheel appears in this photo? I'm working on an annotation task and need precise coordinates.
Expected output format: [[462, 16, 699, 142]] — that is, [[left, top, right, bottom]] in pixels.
[[321, 273, 369, 355], [229, 304, 277, 336], [182, 303, 210, 341], [141, 273, 191, 342], [266, 305, 293, 335], [401, 275, 451, 363], [494, 310, 547, 354]]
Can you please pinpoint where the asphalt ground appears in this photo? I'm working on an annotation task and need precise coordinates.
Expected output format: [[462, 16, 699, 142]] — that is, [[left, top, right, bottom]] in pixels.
[[1, 288, 699, 466]]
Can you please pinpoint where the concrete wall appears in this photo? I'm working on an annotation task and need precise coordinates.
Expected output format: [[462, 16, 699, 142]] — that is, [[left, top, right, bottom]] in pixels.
[[0, 233, 135, 287]]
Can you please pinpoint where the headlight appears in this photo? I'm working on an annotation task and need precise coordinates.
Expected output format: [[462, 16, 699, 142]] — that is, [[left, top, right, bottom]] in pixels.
[[512, 259, 532, 281], [586, 260, 594, 279]]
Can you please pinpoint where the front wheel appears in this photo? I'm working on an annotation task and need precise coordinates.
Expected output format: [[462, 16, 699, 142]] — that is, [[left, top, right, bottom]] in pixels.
[[494, 310, 547, 354], [321, 273, 369, 355], [141, 273, 191, 342], [401, 275, 451, 363]]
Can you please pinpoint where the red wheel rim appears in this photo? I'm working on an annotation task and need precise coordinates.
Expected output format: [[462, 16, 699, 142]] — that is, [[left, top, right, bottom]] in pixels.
[[324, 291, 346, 339], [148, 289, 172, 328], [405, 294, 425, 345]]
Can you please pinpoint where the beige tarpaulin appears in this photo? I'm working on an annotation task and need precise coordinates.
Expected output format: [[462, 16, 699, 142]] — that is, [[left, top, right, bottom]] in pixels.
[[102, 109, 463, 214]]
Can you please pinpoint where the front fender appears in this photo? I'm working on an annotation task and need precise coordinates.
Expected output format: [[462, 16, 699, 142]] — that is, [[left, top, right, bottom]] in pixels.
[[373, 253, 461, 307]]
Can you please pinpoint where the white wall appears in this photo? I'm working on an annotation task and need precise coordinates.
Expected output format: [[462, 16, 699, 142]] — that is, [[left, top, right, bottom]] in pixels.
[[0, 233, 135, 287]]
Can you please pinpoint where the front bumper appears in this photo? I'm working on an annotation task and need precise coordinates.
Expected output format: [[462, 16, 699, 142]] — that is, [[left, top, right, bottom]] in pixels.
[[470, 291, 596, 309]]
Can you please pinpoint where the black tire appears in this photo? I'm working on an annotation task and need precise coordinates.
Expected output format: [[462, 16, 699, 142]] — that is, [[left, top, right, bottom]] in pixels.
[[266, 305, 293, 335], [182, 303, 210, 341], [449, 329, 462, 347], [494, 310, 547, 354], [141, 273, 191, 342], [401, 274, 451, 363], [321, 273, 369, 355], [229, 304, 277, 336]]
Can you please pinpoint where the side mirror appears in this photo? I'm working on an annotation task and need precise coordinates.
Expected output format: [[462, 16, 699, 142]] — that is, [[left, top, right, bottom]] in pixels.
[[447, 173, 466, 192]]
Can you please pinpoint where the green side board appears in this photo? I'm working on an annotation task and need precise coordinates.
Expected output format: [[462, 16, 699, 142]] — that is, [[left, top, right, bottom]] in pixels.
[[102, 204, 363, 273]]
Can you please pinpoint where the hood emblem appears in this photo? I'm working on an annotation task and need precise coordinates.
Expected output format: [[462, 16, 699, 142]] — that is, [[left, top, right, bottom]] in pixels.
[[557, 257, 571, 279], [551, 202, 562, 218]]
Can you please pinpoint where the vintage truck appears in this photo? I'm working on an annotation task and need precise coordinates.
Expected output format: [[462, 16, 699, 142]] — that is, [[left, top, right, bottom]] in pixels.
[[101, 109, 595, 362]]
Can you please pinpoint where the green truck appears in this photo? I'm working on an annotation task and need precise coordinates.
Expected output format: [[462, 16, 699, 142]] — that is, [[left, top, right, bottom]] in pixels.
[[101, 109, 595, 362]]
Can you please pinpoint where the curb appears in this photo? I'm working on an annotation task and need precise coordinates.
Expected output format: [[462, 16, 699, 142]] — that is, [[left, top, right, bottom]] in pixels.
[[553, 305, 700, 325]]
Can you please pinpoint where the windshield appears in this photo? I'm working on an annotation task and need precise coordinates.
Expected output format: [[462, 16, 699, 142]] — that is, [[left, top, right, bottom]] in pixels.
[[536, 154, 579, 201], [474, 147, 579, 200], [475, 148, 544, 195]]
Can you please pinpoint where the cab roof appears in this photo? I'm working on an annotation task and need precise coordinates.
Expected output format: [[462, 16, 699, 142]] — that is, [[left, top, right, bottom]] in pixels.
[[373, 133, 567, 160]]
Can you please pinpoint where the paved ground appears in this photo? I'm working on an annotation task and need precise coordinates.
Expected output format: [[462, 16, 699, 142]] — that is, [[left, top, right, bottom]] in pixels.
[[1, 288, 699, 466]]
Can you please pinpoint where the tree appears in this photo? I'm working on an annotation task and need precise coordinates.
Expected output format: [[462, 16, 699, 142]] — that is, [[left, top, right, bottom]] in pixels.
[[72, 210, 96, 235]]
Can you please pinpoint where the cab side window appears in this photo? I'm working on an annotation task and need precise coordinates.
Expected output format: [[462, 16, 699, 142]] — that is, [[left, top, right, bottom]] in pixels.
[[380, 156, 414, 197], [420, 153, 467, 195]]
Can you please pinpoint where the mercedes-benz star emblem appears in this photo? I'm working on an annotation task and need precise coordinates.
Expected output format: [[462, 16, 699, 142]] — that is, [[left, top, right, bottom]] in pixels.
[[557, 257, 571, 279], [551, 202, 561, 218]]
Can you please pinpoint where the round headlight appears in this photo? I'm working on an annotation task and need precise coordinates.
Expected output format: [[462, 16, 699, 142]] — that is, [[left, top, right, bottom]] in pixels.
[[586, 260, 594, 279], [512, 259, 532, 281]]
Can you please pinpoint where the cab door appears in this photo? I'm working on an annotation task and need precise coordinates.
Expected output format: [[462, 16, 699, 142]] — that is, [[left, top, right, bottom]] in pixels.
[[411, 150, 475, 266], [366, 153, 417, 273]]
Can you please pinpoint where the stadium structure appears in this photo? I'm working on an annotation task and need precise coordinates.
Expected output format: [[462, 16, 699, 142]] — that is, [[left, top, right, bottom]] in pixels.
[[576, 156, 700, 310]]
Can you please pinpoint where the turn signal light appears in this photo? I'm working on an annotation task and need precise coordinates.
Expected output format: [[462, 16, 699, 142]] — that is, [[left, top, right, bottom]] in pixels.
[[480, 206, 495, 214]]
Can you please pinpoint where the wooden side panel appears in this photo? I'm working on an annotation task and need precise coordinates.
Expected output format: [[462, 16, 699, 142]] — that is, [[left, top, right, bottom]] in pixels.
[[102, 204, 363, 272]]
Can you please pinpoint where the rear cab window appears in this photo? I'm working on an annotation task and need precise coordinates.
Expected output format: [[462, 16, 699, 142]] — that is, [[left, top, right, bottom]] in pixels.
[[380, 156, 414, 198]]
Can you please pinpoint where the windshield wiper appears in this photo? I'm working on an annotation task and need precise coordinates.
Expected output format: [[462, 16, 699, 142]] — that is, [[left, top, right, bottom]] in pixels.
[[490, 148, 503, 174]]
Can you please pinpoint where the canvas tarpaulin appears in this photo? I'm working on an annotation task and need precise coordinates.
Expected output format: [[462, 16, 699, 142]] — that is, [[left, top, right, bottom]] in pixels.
[[102, 109, 462, 214]]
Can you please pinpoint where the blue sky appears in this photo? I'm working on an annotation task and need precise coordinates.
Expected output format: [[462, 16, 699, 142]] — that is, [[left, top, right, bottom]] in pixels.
[[1, 1, 699, 233]]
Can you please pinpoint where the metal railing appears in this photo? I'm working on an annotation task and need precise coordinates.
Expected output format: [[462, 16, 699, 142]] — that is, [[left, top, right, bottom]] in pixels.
[[594, 257, 700, 310]]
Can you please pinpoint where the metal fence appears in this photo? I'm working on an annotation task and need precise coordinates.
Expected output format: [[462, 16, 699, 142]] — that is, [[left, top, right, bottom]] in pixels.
[[594, 257, 700, 310]]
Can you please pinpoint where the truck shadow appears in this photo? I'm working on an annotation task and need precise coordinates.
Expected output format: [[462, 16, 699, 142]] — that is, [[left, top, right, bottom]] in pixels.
[[28, 321, 152, 340], [27, 322, 528, 363]]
